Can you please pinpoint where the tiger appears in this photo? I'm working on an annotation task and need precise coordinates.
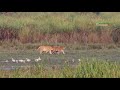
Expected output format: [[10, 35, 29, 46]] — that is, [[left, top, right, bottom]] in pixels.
[[51, 46, 65, 54], [37, 46, 54, 54]]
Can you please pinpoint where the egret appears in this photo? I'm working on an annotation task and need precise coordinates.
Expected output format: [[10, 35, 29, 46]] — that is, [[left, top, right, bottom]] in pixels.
[[26, 58, 31, 62], [35, 57, 41, 62]]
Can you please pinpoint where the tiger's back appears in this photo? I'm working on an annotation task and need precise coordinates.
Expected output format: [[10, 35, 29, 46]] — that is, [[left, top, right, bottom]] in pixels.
[[37, 46, 53, 54]]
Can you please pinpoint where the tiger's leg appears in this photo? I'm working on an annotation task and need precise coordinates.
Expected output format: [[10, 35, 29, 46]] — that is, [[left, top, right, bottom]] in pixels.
[[51, 50, 55, 54], [61, 50, 65, 54], [49, 50, 52, 54]]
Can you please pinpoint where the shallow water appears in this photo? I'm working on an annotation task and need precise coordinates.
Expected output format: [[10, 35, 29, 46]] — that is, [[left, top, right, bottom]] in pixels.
[[0, 49, 120, 70]]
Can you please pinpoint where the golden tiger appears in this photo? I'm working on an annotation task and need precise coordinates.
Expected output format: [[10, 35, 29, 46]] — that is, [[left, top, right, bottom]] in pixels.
[[51, 46, 65, 54], [37, 46, 53, 54]]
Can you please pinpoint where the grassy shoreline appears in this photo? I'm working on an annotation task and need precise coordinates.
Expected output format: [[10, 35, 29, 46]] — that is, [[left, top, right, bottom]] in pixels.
[[0, 59, 120, 78]]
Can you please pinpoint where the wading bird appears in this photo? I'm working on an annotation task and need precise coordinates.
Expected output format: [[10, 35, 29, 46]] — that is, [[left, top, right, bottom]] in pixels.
[[15, 60, 19, 63], [26, 58, 31, 62], [18, 59, 26, 63], [12, 58, 19, 63], [78, 59, 81, 62], [12, 58, 16, 62], [35, 57, 41, 62]]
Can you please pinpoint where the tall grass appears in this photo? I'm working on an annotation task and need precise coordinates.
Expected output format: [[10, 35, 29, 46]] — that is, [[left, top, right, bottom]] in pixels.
[[0, 12, 120, 46], [0, 12, 119, 33], [0, 59, 120, 78]]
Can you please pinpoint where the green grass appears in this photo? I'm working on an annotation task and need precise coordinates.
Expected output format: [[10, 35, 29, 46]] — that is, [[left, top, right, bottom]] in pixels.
[[0, 59, 120, 78], [0, 12, 120, 33]]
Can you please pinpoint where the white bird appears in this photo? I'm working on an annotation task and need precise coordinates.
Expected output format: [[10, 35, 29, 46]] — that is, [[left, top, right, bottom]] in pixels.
[[15, 60, 19, 63], [12, 58, 16, 62], [78, 59, 81, 62], [18, 59, 26, 63], [35, 57, 41, 62], [12, 58, 19, 63], [26, 58, 31, 62]]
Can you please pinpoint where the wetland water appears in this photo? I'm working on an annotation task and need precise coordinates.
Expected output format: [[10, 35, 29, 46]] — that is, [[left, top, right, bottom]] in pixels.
[[0, 49, 120, 70]]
